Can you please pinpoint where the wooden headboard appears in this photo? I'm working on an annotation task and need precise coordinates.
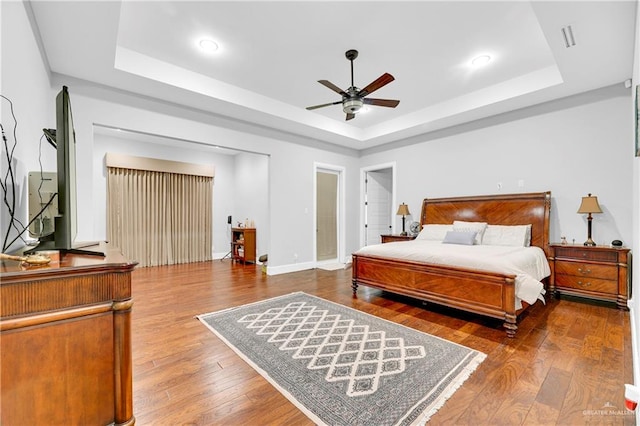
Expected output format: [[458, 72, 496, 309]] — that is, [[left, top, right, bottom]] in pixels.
[[420, 191, 551, 254]]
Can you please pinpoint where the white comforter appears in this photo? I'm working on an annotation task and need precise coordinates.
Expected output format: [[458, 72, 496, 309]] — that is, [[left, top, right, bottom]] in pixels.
[[354, 241, 551, 309]]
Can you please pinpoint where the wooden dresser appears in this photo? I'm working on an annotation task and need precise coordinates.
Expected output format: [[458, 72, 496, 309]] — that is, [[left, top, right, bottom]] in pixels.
[[549, 243, 631, 309], [0, 244, 137, 425]]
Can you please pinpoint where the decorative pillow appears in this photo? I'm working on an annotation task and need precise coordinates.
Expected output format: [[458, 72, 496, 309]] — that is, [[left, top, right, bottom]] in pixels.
[[442, 231, 478, 246], [482, 224, 532, 247], [415, 224, 454, 241], [452, 221, 487, 245]]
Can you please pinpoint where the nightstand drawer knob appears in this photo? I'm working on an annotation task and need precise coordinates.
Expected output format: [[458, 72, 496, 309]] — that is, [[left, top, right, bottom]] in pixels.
[[577, 268, 592, 274], [577, 281, 592, 287]]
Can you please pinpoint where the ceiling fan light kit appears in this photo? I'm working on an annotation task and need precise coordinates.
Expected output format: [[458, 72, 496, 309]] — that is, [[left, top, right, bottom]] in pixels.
[[307, 49, 399, 121], [343, 98, 363, 114]]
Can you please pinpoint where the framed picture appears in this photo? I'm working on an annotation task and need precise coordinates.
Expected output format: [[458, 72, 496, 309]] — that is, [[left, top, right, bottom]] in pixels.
[[636, 85, 640, 157]]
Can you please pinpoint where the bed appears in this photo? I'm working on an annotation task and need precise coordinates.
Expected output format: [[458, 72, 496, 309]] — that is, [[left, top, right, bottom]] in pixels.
[[351, 191, 552, 337]]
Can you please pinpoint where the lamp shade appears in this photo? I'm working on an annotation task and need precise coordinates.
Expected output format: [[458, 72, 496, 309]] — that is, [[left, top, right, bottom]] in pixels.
[[577, 193, 602, 214], [396, 203, 410, 216]]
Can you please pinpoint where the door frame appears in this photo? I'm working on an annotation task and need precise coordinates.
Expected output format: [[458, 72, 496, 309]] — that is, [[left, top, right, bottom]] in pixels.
[[360, 162, 397, 248], [313, 162, 346, 266]]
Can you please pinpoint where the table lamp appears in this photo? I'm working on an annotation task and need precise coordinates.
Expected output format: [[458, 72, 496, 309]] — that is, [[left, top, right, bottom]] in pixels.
[[396, 203, 411, 236], [577, 193, 602, 246]]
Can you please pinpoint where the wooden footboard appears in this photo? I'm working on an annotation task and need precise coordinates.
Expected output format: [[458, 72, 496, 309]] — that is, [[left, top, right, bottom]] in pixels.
[[352, 254, 520, 337]]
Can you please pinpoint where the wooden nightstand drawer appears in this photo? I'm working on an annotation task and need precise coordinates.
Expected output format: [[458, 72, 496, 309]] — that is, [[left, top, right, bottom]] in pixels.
[[555, 275, 618, 295], [553, 247, 618, 263], [554, 261, 617, 281]]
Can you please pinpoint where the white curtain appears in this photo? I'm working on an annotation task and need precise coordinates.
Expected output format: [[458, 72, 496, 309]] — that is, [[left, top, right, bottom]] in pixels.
[[107, 166, 213, 267]]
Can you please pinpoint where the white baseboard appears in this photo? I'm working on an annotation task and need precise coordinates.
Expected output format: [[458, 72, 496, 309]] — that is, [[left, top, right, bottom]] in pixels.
[[630, 300, 639, 385], [267, 261, 316, 276], [266, 259, 352, 275], [212, 251, 232, 260]]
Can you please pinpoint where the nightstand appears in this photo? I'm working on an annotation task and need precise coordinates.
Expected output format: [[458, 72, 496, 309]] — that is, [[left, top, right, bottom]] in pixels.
[[381, 234, 416, 243], [549, 244, 631, 310]]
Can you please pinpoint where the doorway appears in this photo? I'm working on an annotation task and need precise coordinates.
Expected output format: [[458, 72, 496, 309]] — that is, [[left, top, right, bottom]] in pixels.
[[314, 164, 344, 267], [362, 164, 395, 246]]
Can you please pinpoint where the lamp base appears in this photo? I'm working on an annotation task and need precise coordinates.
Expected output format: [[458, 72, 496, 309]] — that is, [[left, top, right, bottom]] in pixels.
[[400, 232, 408, 236], [584, 215, 596, 247]]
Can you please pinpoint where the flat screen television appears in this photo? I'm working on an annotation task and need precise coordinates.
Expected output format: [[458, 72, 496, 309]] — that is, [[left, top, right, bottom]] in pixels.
[[25, 86, 103, 256]]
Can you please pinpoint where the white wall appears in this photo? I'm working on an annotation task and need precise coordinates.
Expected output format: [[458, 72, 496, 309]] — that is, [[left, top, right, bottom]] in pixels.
[[630, 0, 640, 392], [264, 138, 362, 270], [362, 89, 633, 248], [0, 1, 55, 252], [233, 152, 269, 259]]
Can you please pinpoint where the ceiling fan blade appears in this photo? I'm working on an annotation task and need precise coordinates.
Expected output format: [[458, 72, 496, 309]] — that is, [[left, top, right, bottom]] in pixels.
[[357, 73, 395, 97], [345, 113, 355, 121], [306, 101, 342, 111], [363, 98, 400, 108], [318, 80, 347, 96]]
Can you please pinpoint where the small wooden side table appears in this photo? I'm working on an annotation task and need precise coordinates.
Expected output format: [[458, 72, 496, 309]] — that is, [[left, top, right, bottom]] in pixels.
[[548, 243, 631, 309]]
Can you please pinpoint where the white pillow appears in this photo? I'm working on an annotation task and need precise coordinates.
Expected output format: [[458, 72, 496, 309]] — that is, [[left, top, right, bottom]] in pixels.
[[452, 220, 487, 245], [482, 224, 532, 247], [415, 224, 453, 241]]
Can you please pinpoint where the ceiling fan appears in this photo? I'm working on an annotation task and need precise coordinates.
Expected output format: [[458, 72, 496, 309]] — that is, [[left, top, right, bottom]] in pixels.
[[306, 49, 400, 121]]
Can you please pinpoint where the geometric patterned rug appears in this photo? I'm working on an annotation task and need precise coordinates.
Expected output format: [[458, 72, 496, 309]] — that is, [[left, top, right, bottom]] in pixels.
[[197, 292, 486, 425]]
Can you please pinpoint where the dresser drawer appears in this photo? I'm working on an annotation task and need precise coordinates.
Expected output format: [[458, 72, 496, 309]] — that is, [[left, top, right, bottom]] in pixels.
[[553, 247, 618, 263], [554, 261, 617, 281], [555, 275, 618, 295]]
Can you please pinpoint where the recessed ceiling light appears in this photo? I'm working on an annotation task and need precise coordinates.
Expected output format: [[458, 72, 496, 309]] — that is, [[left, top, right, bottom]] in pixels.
[[198, 38, 219, 53], [471, 55, 491, 67]]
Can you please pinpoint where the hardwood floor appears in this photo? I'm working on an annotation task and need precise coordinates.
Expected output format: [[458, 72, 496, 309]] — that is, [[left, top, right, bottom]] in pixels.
[[131, 260, 635, 425]]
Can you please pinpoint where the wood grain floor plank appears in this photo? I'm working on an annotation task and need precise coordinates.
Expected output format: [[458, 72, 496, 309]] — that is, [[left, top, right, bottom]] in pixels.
[[522, 400, 561, 425], [535, 367, 573, 410]]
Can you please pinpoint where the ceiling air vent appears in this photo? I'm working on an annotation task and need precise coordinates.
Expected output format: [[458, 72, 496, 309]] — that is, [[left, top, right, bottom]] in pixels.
[[561, 25, 576, 48]]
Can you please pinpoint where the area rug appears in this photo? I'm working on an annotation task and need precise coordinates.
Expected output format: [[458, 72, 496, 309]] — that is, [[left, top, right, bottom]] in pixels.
[[197, 292, 486, 426]]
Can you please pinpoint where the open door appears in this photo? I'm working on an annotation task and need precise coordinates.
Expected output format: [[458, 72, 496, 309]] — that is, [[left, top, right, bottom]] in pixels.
[[362, 165, 394, 246]]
